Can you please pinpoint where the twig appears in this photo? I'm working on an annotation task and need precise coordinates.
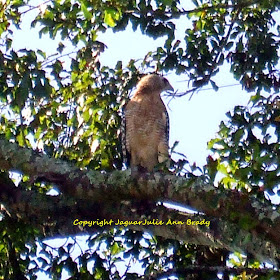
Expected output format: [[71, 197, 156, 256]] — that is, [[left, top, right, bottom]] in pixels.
[[20, 0, 52, 15]]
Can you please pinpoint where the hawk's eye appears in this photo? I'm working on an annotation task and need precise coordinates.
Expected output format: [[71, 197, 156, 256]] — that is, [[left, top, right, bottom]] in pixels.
[[163, 77, 168, 84]]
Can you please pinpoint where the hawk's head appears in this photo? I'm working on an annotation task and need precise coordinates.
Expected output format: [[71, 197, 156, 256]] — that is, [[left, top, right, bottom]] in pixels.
[[136, 74, 174, 94]]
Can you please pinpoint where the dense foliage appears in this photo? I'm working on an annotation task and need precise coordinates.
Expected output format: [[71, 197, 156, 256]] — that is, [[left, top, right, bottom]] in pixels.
[[0, 0, 280, 279]]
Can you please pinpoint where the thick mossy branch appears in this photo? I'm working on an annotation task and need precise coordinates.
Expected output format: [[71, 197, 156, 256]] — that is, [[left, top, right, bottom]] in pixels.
[[0, 139, 279, 265]]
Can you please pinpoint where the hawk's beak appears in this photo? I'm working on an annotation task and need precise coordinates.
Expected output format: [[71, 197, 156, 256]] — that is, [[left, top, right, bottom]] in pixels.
[[166, 83, 174, 93]]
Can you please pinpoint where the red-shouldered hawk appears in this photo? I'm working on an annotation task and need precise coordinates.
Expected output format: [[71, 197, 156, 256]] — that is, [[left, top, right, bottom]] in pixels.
[[122, 74, 173, 175]]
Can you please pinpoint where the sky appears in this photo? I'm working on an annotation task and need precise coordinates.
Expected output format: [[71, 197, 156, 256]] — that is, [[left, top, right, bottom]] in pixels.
[[8, 1, 259, 279]]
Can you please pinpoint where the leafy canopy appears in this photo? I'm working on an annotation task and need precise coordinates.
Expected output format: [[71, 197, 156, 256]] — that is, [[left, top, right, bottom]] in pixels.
[[0, 0, 280, 279]]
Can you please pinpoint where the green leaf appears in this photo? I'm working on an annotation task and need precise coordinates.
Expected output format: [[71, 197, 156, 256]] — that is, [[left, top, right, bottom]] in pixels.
[[111, 242, 121, 255], [16, 131, 25, 146], [233, 128, 244, 144], [207, 138, 220, 149], [104, 8, 120, 27], [225, 41, 234, 50], [217, 163, 228, 175], [210, 80, 219, 91], [81, 2, 91, 20], [162, 0, 173, 5], [37, 49, 46, 59]]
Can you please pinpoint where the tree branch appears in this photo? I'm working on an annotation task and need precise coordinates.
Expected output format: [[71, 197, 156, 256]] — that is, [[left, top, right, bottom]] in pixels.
[[0, 139, 279, 265]]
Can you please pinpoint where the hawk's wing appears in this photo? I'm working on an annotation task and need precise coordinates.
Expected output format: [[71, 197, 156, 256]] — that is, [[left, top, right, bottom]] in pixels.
[[164, 108, 169, 145]]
